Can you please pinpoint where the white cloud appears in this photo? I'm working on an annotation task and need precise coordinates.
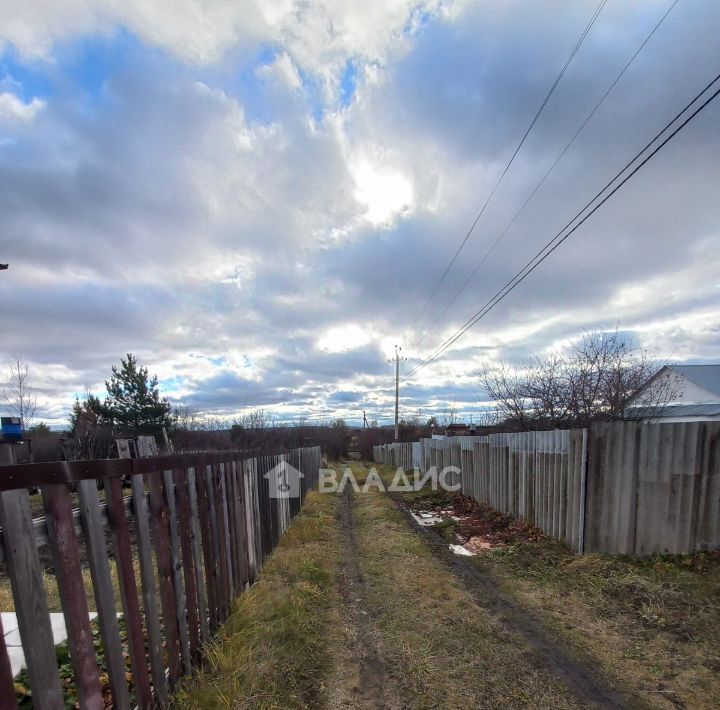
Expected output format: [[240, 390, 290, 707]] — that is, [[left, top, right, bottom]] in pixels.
[[256, 53, 302, 90], [1, 0, 719, 427], [351, 159, 414, 226], [0, 0, 454, 81], [0, 92, 45, 122], [317, 324, 371, 352]]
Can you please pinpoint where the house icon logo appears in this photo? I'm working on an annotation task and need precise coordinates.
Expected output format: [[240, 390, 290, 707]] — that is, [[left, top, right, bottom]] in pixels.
[[264, 460, 304, 499]]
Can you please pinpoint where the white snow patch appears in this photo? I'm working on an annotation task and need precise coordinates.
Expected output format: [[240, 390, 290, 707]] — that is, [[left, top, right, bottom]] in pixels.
[[410, 510, 444, 526], [449, 544, 475, 557]]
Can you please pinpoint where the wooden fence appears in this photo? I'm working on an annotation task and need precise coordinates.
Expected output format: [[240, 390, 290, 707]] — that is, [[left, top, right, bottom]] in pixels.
[[374, 421, 720, 557], [0, 446, 321, 709]]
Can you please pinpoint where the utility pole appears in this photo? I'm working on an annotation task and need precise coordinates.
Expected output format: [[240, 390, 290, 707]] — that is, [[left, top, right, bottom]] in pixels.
[[388, 345, 406, 442]]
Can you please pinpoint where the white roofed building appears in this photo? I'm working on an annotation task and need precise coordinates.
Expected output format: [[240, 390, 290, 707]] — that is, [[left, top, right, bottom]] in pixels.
[[626, 365, 720, 422]]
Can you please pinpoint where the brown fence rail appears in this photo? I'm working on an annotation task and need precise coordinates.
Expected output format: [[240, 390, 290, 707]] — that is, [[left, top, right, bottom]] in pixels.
[[0, 446, 321, 709], [375, 421, 720, 557]]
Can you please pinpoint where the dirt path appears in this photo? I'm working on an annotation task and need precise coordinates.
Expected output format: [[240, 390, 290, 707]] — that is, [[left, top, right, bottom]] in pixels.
[[179, 468, 635, 709], [391, 495, 627, 709], [332, 488, 387, 708]]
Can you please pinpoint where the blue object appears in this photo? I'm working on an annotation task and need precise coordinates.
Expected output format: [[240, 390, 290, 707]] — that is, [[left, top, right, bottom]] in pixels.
[[1, 417, 23, 441]]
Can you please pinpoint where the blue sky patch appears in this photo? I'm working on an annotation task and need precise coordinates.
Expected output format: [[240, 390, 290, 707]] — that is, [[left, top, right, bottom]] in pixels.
[[0, 50, 53, 101], [339, 60, 357, 108]]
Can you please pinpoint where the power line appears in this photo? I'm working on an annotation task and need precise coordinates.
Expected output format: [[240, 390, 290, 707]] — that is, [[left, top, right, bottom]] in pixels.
[[410, 0, 608, 337], [376, 376, 397, 422], [404, 71, 720, 381], [407, 73, 720, 379], [413, 0, 681, 350]]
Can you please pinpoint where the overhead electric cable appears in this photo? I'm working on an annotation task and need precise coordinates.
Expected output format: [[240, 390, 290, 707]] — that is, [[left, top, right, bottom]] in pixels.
[[404, 72, 720, 381], [410, 0, 609, 336], [413, 0, 681, 349]]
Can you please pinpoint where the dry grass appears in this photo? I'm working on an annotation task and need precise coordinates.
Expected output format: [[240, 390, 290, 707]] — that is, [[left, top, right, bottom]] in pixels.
[[27, 488, 107, 518], [478, 543, 720, 708], [348, 463, 579, 709], [396, 477, 720, 709], [0, 554, 136, 613], [174, 491, 344, 710]]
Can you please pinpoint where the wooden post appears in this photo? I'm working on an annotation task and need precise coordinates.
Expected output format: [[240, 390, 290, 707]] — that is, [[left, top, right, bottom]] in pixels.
[[104, 476, 153, 708], [77, 479, 131, 709], [0, 486, 64, 709], [42, 482, 104, 709], [130, 473, 168, 707]]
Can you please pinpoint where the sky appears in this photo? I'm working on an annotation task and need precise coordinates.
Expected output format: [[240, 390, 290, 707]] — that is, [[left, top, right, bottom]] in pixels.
[[0, 0, 719, 428]]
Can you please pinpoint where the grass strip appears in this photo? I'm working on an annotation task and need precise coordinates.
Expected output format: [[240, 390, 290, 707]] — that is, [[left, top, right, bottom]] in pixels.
[[175, 490, 344, 709]]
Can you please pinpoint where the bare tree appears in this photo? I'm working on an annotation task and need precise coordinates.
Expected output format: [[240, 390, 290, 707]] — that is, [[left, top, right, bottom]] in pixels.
[[473, 409, 500, 428], [480, 328, 679, 431], [439, 405, 459, 427], [3, 355, 37, 429], [482, 361, 533, 430], [230, 408, 276, 449]]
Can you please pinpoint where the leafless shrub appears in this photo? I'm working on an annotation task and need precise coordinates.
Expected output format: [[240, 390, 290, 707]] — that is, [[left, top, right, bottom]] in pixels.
[[2, 354, 37, 429], [480, 328, 679, 431]]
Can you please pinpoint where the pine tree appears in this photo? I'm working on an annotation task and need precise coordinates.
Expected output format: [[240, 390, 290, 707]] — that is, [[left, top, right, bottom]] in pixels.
[[102, 354, 172, 433], [68, 390, 106, 433]]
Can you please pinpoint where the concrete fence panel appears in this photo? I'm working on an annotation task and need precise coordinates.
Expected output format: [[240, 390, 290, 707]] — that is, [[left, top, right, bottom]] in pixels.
[[374, 422, 718, 557], [585, 421, 720, 555]]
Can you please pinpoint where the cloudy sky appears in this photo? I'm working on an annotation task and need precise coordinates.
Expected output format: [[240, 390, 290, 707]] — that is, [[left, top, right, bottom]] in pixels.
[[0, 0, 718, 428]]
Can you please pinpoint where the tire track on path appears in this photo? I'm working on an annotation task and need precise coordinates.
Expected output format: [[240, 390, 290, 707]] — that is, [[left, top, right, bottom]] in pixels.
[[334, 487, 387, 709], [391, 494, 627, 709]]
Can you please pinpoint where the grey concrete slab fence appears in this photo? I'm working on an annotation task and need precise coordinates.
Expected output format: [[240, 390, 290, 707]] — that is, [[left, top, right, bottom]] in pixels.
[[374, 420, 720, 557], [0, 446, 321, 710]]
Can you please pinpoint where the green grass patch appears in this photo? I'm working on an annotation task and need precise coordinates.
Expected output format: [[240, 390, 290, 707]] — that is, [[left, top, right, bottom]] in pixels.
[[175, 491, 344, 710]]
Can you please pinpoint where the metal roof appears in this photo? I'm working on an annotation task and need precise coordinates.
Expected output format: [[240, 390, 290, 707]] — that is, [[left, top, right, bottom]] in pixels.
[[670, 365, 720, 398], [626, 403, 720, 418]]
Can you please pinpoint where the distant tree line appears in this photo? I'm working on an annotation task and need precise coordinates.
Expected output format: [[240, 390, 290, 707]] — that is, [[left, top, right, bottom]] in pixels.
[[172, 410, 353, 460], [10, 352, 361, 462]]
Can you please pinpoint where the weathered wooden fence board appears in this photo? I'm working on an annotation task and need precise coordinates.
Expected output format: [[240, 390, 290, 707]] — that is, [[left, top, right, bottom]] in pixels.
[[0, 445, 320, 708], [174, 467, 202, 661], [0, 488, 64, 709], [43, 482, 105, 709], [186, 466, 210, 645], [104, 475, 153, 708], [77, 478, 131, 709], [131, 473, 169, 707], [146, 470, 182, 688], [194, 466, 219, 633], [163, 469, 192, 674]]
